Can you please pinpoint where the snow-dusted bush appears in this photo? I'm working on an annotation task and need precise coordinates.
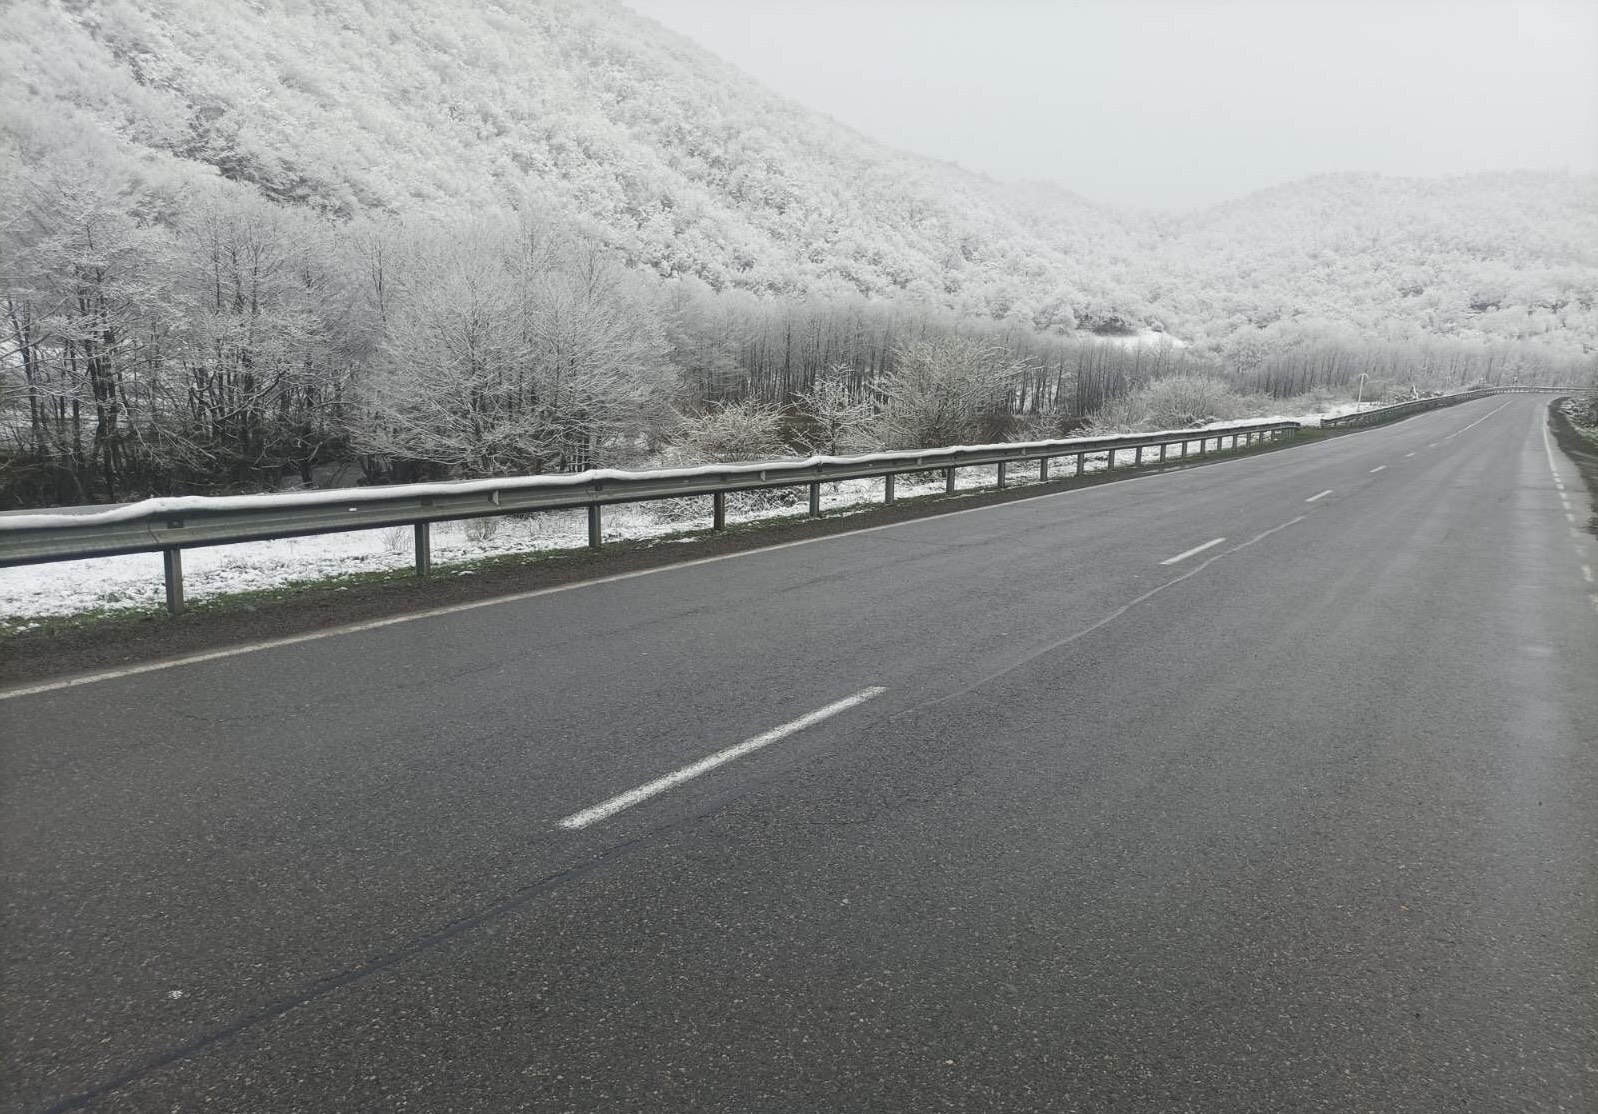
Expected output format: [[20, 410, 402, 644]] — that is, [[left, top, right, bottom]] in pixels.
[[793, 371, 882, 455], [1575, 367, 1598, 426], [1097, 376, 1257, 430], [463, 516, 501, 544], [669, 399, 789, 464], [875, 337, 1022, 449]]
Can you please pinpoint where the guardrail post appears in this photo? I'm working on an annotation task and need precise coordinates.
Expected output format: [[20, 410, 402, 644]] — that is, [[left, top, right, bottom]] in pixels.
[[1159, 443, 1169, 464], [1075, 451, 1085, 476], [1134, 446, 1144, 467], [1105, 449, 1114, 472], [945, 467, 956, 494], [1039, 457, 1050, 482], [997, 461, 1008, 489], [884, 473, 896, 504], [1199, 437, 1207, 456], [162, 548, 184, 616], [414, 522, 432, 577], [712, 491, 726, 531], [587, 504, 602, 549], [809, 481, 821, 517]]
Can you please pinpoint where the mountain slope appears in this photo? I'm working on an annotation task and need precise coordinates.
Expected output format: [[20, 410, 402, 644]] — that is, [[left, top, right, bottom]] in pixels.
[[1, 0, 1594, 353]]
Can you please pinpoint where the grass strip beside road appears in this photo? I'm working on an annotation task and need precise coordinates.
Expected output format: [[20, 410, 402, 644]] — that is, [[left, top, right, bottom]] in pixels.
[[1550, 399, 1598, 538]]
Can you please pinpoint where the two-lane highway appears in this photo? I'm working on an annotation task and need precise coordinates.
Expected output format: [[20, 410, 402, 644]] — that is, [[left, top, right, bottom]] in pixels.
[[3, 395, 1595, 1112]]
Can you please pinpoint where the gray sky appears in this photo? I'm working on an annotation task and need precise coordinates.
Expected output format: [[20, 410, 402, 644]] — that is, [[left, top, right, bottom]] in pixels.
[[624, 0, 1598, 211]]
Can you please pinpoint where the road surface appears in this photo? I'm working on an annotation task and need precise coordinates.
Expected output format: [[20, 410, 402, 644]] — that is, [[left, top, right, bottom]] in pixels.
[[3, 394, 1595, 1112]]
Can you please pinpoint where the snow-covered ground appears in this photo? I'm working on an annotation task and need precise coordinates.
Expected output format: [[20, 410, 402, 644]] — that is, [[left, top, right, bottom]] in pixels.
[[0, 403, 1377, 623]]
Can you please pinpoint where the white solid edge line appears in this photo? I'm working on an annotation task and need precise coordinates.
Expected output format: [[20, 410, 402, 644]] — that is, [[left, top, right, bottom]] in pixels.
[[1542, 408, 1566, 482], [1159, 537, 1227, 565], [1306, 490, 1334, 502], [557, 686, 886, 830], [1369, 465, 1387, 473]]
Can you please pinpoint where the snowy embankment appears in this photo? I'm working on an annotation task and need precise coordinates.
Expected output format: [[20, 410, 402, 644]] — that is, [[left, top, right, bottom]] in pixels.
[[0, 402, 1373, 623]]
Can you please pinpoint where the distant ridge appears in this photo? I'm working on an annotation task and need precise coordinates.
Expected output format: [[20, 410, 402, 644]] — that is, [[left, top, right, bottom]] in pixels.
[[2, 0, 1593, 352]]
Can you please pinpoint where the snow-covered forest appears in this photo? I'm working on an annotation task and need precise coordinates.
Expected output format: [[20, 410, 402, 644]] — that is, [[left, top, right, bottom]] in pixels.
[[1, 0, 1594, 507]]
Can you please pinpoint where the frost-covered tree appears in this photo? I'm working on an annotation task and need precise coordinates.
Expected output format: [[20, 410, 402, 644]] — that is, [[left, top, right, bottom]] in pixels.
[[793, 367, 880, 455], [351, 219, 670, 478], [1, 130, 179, 501]]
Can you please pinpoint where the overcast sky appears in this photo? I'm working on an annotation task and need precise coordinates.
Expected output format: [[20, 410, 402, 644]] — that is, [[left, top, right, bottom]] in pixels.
[[624, 0, 1598, 211]]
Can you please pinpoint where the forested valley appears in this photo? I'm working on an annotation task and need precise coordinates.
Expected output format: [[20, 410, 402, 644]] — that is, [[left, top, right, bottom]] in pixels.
[[2, 0, 1594, 507]]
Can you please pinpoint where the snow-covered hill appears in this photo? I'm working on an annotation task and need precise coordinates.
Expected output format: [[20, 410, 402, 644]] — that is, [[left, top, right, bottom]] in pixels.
[[2, 0, 1594, 351]]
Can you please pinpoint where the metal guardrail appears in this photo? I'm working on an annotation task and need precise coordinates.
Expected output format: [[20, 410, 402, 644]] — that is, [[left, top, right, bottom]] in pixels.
[[1317, 384, 1587, 430], [0, 421, 1300, 614], [1319, 389, 1499, 428]]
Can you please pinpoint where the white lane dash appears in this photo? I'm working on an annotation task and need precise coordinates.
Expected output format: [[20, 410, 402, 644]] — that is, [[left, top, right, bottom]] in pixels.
[[1160, 537, 1227, 565], [1450, 400, 1514, 437], [1428, 442, 1438, 449], [1404, 452, 1416, 458], [1582, 565, 1594, 584], [557, 687, 886, 830], [1369, 465, 1387, 474], [898, 517, 1309, 717], [1306, 490, 1334, 503]]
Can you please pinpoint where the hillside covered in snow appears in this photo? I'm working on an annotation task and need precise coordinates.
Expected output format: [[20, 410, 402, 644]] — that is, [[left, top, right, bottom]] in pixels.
[[3, 0, 1594, 352]]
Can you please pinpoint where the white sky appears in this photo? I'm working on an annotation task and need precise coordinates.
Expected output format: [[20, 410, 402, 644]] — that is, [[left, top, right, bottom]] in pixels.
[[624, 0, 1598, 211]]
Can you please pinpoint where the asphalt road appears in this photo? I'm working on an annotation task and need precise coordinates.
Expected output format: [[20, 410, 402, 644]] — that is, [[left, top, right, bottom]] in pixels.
[[3, 395, 1595, 1113]]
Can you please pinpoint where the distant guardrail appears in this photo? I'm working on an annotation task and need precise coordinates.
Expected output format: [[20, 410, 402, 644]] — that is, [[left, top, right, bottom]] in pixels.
[[0, 421, 1301, 614], [1319, 389, 1499, 428], [1318, 384, 1588, 430]]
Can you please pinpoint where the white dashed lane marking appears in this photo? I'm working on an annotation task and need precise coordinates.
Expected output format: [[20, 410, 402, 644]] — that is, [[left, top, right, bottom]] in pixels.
[[1160, 538, 1228, 566], [557, 687, 887, 830]]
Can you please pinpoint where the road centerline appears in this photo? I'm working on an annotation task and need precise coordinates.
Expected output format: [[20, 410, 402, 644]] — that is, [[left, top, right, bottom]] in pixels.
[[1306, 489, 1334, 502], [1450, 399, 1514, 436], [1370, 465, 1387, 473], [557, 687, 887, 830], [1160, 537, 1227, 565]]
